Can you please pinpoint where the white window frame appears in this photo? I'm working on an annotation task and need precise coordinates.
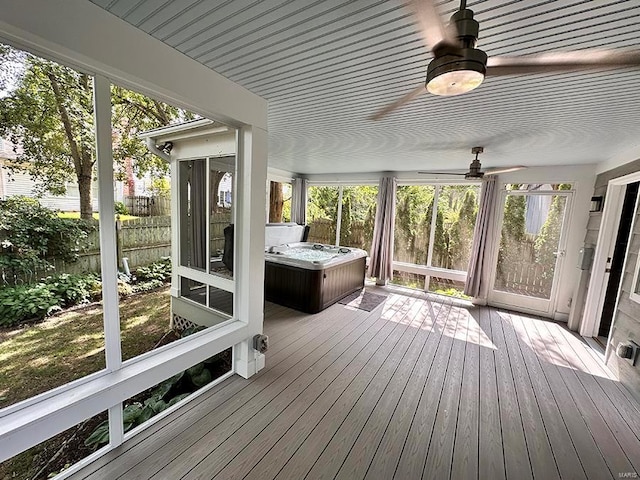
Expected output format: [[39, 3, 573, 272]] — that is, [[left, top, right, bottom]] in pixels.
[[307, 181, 378, 247], [175, 155, 236, 317], [392, 182, 481, 291]]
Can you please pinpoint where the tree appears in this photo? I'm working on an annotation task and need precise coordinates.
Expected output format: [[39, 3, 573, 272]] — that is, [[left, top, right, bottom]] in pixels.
[[449, 189, 478, 270], [269, 181, 284, 222], [0, 47, 96, 219], [0, 44, 194, 220]]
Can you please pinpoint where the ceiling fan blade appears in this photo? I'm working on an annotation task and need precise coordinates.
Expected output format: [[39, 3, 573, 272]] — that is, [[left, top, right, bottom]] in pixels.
[[417, 171, 467, 175], [486, 50, 640, 76], [484, 166, 527, 175], [369, 84, 426, 120], [408, 0, 457, 51]]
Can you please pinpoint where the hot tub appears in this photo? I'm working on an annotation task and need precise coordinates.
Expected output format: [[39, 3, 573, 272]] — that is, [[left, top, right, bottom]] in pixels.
[[264, 242, 367, 313]]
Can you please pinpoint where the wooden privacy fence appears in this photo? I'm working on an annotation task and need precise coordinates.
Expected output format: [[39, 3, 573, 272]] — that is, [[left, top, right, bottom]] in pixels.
[[307, 218, 372, 253], [1, 216, 172, 285], [116, 216, 171, 269], [124, 196, 170, 216], [495, 261, 551, 298], [209, 212, 232, 255]]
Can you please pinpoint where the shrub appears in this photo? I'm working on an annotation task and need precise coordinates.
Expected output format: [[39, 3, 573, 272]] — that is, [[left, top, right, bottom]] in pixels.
[[134, 257, 171, 283], [45, 273, 100, 307], [114, 201, 129, 216], [0, 196, 92, 283], [0, 283, 62, 327], [0, 273, 102, 327]]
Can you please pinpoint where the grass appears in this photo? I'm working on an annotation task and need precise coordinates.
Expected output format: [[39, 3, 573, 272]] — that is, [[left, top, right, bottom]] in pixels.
[[57, 211, 139, 221], [0, 287, 171, 408]]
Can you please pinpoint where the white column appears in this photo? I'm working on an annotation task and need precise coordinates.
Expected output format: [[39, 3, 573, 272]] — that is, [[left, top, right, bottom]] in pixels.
[[233, 125, 268, 378], [94, 75, 124, 446], [335, 185, 343, 246]]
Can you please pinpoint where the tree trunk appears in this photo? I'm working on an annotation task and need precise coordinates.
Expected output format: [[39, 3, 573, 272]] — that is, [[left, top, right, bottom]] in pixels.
[[78, 162, 93, 221], [269, 182, 283, 222]]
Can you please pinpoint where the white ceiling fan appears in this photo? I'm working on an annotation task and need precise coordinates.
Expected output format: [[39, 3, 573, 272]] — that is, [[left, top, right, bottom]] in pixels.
[[418, 146, 526, 179], [371, 0, 640, 120]]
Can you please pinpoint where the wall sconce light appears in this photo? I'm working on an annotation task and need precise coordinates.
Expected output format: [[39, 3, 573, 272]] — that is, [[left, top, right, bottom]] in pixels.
[[590, 196, 603, 212]]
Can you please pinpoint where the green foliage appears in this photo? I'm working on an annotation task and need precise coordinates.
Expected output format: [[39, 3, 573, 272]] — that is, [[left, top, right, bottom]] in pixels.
[[149, 177, 171, 198], [134, 256, 171, 282], [0, 43, 194, 219], [0, 273, 100, 327], [307, 186, 339, 223], [448, 189, 478, 271], [114, 201, 129, 215], [0, 196, 91, 282], [392, 185, 480, 272], [534, 195, 567, 280], [0, 256, 171, 327], [0, 283, 61, 326], [83, 421, 109, 448], [0, 47, 95, 205], [45, 273, 100, 307], [84, 335, 229, 449]]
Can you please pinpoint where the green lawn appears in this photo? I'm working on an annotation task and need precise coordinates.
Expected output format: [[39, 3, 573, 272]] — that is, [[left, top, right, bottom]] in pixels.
[[0, 287, 175, 479], [57, 211, 139, 221], [0, 287, 171, 408]]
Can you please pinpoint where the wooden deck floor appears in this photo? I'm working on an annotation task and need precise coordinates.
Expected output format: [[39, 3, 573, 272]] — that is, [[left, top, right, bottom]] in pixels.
[[70, 287, 640, 480]]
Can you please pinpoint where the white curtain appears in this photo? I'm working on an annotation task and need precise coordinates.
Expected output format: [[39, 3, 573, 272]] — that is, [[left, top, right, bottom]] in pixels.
[[464, 176, 498, 298], [291, 177, 308, 225], [370, 176, 397, 285]]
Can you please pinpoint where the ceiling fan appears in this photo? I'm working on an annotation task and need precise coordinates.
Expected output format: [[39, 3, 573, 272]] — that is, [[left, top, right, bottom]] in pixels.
[[418, 146, 526, 179], [371, 0, 640, 120]]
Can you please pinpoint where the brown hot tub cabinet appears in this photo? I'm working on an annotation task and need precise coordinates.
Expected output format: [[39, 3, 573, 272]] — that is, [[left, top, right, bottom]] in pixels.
[[264, 244, 366, 313]]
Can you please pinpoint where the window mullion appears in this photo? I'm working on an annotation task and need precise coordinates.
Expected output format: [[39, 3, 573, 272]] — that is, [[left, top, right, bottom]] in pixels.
[[335, 185, 343, 246], [425, 185, 441, 291], [426, 185, 440, 268]]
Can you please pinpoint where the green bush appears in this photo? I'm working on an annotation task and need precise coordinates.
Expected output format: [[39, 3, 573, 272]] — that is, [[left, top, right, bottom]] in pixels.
[[0, 273, 102, 327], [0, 196, 92, 283], [45, 273, 100, 307], [0, 283, 62, 327], [134, 257, 171, 283], [114, 201, 129, 216]]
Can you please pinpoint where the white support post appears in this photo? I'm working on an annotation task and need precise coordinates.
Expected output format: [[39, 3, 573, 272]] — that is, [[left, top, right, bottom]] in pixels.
[[94, 75, 124, 446], [335, 185, 343, 246], [233, 125, 268, 378], [107, 405, 124, 449], [94, 75, 122, 371]]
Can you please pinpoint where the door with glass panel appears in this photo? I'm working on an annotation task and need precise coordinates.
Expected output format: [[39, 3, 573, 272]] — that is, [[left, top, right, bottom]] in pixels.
[[489, 184, 572, 314]]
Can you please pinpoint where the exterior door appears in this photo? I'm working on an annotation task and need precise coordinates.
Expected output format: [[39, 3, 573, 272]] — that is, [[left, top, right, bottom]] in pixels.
[[489, 188, 572, 315]]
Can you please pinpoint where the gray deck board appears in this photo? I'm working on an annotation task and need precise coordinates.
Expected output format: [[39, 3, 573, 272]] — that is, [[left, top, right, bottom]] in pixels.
[[67, 289, 640, 480], [477, 306, 506, 480]]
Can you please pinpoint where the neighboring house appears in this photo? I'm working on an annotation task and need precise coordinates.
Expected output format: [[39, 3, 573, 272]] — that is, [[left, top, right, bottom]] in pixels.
[[0, 137, 165, 211]]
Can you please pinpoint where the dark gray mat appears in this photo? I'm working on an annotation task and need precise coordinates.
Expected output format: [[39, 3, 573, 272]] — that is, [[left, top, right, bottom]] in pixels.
[[338, 289, 388, 312]]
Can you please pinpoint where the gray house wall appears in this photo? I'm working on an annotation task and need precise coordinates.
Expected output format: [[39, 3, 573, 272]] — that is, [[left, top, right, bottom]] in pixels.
[[579, 158, 640, 402]]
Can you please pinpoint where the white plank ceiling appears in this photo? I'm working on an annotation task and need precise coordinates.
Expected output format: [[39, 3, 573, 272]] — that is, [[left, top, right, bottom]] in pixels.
[[89, 0, 640, 175]]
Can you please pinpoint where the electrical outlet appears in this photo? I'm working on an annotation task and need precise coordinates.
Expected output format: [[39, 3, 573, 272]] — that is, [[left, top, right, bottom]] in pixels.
[[617, 341, 640, 366]]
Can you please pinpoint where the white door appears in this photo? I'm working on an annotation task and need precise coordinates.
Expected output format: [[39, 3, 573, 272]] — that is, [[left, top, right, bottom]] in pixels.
[[489, 188, 572, 315]]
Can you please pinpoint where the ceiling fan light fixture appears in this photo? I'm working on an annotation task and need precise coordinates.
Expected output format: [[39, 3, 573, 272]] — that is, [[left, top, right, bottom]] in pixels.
[[426, 48, 487, 96]]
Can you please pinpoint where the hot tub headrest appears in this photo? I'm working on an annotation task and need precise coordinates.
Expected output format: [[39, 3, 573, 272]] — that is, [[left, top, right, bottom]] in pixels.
[[222, 223, 310, 271], [265, 223, 308, 248]]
